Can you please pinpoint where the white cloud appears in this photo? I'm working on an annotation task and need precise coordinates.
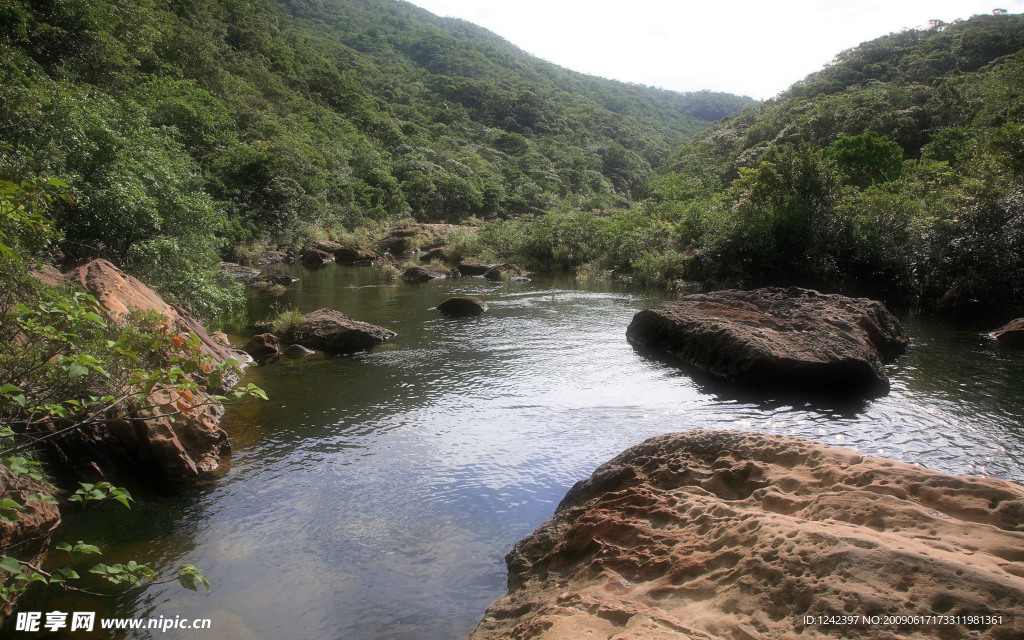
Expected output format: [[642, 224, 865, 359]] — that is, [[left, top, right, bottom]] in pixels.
[[404, 0, 1024, 99]]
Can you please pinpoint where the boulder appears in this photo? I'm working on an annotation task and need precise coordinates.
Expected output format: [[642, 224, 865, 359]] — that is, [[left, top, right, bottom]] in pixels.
[[437, 296, 487, 317], [61, 259, 247, 481], [377, 235, 412, 255], [401, 265, 459, 283], [251, 274, 299, 288], [252, 250, 289, 266], [626, 287, 907, 397], [334, 246, 378, 265], [419, 247, 448, 263], [218, 261, 261, 284], [483, 263, 527, 282], [279, 308, 395, 354], [466, 430, 1024, 640], [457, 260, 495, 276], [991, 318, 1024, 346], [312, 240, 345, 255], [300, 249, 334, 269], [243, 333, 280, 363], [0, 466, 61, 614]]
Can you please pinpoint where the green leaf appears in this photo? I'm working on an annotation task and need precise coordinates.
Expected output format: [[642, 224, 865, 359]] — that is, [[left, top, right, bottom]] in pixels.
[[0, 557, 23, 574]]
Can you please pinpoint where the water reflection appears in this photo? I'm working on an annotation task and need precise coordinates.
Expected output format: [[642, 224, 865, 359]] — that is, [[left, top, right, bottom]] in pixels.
[[40, 264, 1024, 639]]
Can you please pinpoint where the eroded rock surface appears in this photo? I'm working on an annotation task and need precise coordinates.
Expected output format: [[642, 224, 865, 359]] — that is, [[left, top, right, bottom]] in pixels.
[[401, 265, 459, 282], [467, 430, 1024, 640], [991, 318, 1024, 346], [279, 308, 395, 353], [61, 259, 244, 481], [626, 287, 907, 397]]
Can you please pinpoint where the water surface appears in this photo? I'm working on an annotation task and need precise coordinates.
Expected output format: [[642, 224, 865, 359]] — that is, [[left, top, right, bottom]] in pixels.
[[41, 264, 1024, 639]]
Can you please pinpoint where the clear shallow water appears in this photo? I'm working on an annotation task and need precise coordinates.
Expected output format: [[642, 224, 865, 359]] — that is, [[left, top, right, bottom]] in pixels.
[[39, 264, 1024, 639]]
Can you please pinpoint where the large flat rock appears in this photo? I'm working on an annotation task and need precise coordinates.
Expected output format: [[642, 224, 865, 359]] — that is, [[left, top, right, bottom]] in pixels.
[[279, 308, 395, 353], [466, 430, 1024, 640], [626, 287, 907, 397]]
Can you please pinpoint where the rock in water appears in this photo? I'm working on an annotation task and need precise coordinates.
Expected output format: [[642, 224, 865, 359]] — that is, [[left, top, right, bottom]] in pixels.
[[279, 308, 395, 354], [62, 259, 248, 481], [991, 318, 1024, 346], [401, 265, 459, 282], [466, 430, 1024, 640], [300, 248, 334, 269], [626, 287, 907, 397], [437, 296, 487, 317], [243, 333, 280, 363]]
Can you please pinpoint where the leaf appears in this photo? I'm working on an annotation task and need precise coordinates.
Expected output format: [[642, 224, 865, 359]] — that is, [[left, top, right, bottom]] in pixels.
[[67, 363, 89, 380], [0, 557, 23, 574]]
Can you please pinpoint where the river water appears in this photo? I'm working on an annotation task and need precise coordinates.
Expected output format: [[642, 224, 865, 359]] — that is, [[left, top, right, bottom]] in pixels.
[[40, 263, 1024, 639]]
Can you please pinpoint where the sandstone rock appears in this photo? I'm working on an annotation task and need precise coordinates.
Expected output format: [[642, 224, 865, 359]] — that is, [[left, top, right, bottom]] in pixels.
[[61, 259, 246, 481], [243, 333, 280, 363], [0, 466, 61, 614], [252, 250, 289, 266], [334, 246, 378, 265], [437, 296, 487, 317], [626, 287, 907, 398], [377, 235, 412, 255], [401, 265, 459, 282], [300, 249, 334, 269], [279, 308, 395, 354], [211, 331, 230, 346], [419, 247, 448, 263], [312, 240, 345, 255], [457, 260, 495, 276], [282, 344, 316, 359], [466, 430, 1024, 640], [991, 318, 1024, 346], [251, 274, 299, 288], [483, 263, 527, 282], [218, 262, 261, 284]]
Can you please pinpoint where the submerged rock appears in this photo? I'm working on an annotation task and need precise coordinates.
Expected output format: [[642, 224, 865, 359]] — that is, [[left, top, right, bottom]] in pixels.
[[466, 430, 1024, 640], [401, 265, 459, 282], [282, 344, 316, 359], [437, 296, 487, 317], [279, 308, 395, 354], [991, 317, 1024, 346], [626, 287, 907, 397]]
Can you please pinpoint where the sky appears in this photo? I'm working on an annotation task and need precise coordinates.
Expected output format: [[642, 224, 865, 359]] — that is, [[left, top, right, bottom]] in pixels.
[[404, 0, 1024, 99]]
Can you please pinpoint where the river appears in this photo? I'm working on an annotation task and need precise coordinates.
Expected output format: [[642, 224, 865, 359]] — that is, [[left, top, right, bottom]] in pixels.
[[40, 263, 1024, 639]]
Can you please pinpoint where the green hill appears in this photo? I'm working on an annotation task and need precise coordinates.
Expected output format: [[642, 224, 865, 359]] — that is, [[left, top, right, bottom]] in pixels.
[[0, 0, 754, 315], [576, 13, 1023, 313]]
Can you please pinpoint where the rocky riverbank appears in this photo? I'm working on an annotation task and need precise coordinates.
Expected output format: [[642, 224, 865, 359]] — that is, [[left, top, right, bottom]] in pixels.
[[466, 430, 1024, 640]]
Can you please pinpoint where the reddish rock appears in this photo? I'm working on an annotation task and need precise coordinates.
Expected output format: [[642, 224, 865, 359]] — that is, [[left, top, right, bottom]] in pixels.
[[991, 317, 1024, 346], [466, 430, 1024, 640], [61, 259, 247, 481], [419, 247, 448, 263], [457, 260, 495, 276], [626, 287, 907, 397], [437, 296, 487, 317], [482, 263, 526, 281], [334, 246, 378, 265], [300, 249, 334, 269], [401, 265, 459, 282], [243, 333, 280, 362], [312, 240, 345, 255], [252, 250, 289, 266], [279, 308, 395, 354], [0, 466, 61, 614]]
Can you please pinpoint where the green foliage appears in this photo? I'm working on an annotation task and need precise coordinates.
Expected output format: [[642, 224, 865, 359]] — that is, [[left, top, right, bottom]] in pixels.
[[0, 0, 754, 283]]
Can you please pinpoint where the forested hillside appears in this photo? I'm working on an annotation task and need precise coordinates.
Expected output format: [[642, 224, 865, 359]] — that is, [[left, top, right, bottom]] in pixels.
[[486, 13, 1022, 314], [0, 0, 753, 316]]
